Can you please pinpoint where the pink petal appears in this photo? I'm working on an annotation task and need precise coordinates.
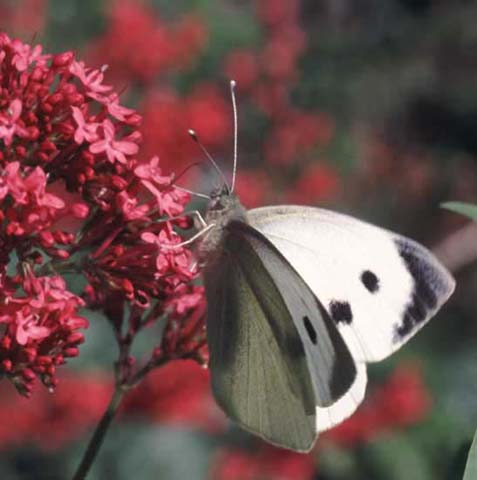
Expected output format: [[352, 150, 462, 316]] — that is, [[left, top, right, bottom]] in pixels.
[[89, 140, 108, 154], [113, 140, 139, 155], [141, 232, 158, 244]]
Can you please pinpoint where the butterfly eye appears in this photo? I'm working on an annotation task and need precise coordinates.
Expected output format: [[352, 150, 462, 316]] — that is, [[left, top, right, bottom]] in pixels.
[[361, 270, 380, 293], [302, 316, 317, 345]]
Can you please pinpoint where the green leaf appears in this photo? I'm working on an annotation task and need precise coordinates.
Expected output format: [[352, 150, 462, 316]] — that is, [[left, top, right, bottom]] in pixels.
[[363, 435, 433, 480], [463, 429, 477, 480], [441, 202, 477, 220]]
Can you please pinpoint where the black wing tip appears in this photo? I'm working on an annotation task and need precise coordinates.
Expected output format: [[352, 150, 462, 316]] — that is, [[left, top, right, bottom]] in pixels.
[[393, 237, 455, 341]]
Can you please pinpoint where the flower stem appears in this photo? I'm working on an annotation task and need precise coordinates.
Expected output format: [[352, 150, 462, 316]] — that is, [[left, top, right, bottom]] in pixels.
[[72, 386, 125, 480]]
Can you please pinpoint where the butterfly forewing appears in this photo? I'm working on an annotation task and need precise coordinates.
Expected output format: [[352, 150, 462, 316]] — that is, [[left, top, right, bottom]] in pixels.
[[248, 205, 455, 363], [204, 220, 357, 451]]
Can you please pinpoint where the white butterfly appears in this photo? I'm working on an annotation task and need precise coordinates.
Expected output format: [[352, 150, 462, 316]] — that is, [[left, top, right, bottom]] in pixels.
[[193, 81, 455, 452], [247, 204, 455, 433]]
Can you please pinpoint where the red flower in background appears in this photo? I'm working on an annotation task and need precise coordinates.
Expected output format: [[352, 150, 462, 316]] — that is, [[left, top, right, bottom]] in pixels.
[[256, 0, 301, 27], [140, 85, 230, 174], [208, 364, 430, 480], [221, 0, 337, 193], [325, 364, 431, 446], [211, 445, 316, 480], [0, 372, 111, 450], [223, 51, 259, 92], [87, 0, 207, 85], [0, 361, 431, 453], [0, 0, 46, 36], [122, 360, 225, 433], [0, 362, 219, 452], [261, 38, 299, 81], [264, 112, 335, 166], [286, 162, 341, 204], [233, 169, 271, 209]]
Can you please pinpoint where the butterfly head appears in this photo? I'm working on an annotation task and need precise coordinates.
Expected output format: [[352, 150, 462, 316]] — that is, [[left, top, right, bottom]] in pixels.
[[208, 184, 231, 209], [199, 184, 248, 262], [206, 184, 246, 221]]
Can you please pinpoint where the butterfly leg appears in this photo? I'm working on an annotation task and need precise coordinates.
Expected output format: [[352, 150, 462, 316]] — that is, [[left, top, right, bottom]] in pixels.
[[162, 222, 216, 250], [154, 210, 208, 228]]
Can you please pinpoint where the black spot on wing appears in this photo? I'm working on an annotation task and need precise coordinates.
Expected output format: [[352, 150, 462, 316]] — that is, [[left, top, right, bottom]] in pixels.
[[302, 316, 317, 345], [329, 301, 353, 324], [393, 239, 441, 340], [361, 270, 380, 293]]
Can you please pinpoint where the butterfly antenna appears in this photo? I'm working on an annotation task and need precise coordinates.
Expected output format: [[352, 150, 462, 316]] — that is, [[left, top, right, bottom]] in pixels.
[[230, 80, 238, 193], [188, 129, 230, 191], [173, 161, 202, 183], [171, 161, 211, 199], [174, 185, 211, 200]]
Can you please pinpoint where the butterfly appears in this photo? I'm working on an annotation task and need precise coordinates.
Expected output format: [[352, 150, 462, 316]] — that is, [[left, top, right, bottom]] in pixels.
[[194, 81, 455, 453]]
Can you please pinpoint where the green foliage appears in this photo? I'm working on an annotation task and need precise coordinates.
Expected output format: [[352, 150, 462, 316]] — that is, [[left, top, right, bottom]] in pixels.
[[441, 202, 477, 220], [69, 426, 213, 480], [45, 0, 106, 51]]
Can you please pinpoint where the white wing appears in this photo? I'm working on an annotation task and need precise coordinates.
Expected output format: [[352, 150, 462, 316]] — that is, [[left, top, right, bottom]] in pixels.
[[248, 205, 455, 430], [249, 205, 454, 362]]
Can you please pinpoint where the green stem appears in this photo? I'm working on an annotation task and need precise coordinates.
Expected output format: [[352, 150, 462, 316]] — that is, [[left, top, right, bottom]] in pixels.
[[72, 386, 125, 480], [127, 355, 168, 388]]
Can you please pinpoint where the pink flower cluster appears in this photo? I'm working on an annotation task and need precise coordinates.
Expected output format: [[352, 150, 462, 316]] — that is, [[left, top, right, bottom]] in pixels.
[[0, 272, 87, 396], [0, 33, 204, 395]]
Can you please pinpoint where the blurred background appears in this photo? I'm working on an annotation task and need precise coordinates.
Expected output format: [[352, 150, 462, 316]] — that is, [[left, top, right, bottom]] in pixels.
[[1, 0, 477, 478]]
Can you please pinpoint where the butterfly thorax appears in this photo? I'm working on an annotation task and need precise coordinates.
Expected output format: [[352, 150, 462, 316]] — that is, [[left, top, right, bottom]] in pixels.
[[199, 187, 248, 263]]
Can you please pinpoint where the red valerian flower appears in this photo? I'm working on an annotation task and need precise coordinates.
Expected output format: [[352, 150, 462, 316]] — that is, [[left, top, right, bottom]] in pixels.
[[71, 106, 99, 144], [140, 85, 230, 173], [286, 162, 341, 204], [256, 0, 301, 27], [0, 271, 88, 396], [324, 364, 432, 447], [0, 363, 219, 451], [0, 32, 206, 396], [86, 0, 207, 85], [223, 50, 259, 92], [0, 0, 47, 37], [264, 112, 335, 165], [122, 360, 225, 433], [0, 99, 28, 145], [211, 444, 316, 480], [89, 119, 139, 165], [134, 155, 190, 215], [233, 169, 271, 209], [0, 372, 111, 450]]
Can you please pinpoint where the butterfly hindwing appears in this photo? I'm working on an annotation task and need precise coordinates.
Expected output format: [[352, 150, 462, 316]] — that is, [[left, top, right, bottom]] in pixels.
[[315, 361, 367, 432], [248, 205, 455, 363], [204, 220, 358, 451]]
